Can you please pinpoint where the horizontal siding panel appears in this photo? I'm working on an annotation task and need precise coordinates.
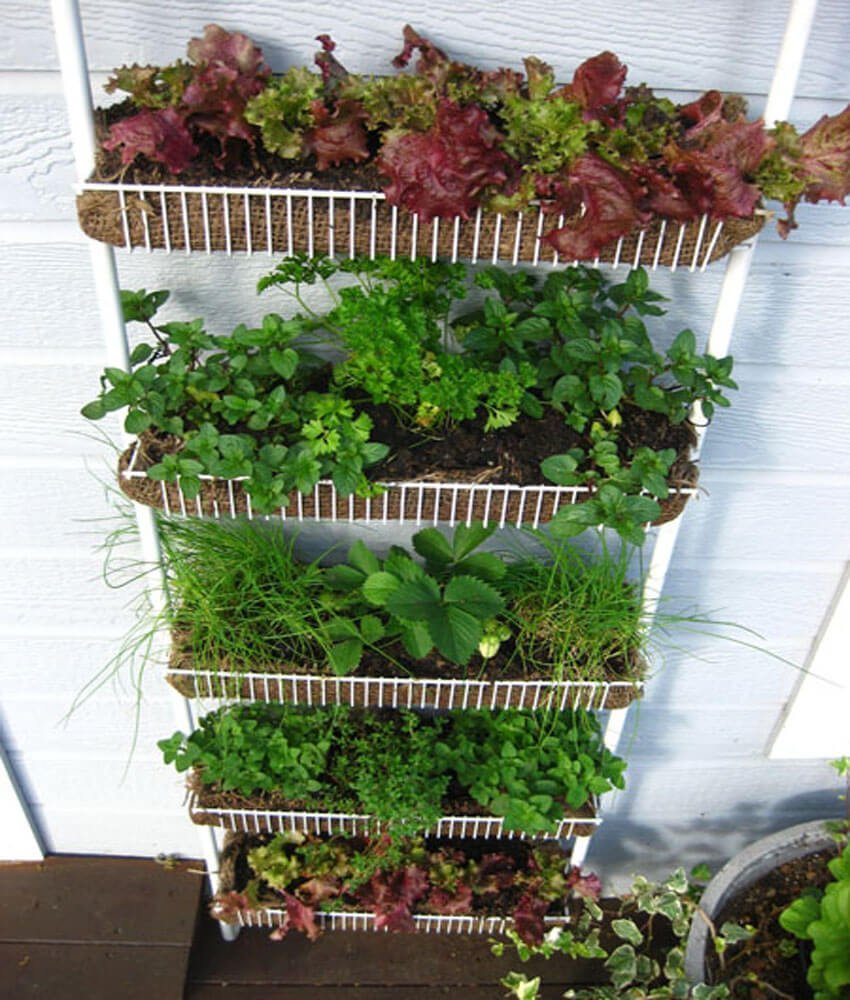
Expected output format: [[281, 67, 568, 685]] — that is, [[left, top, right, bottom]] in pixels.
[[621, 705, 786, 760], [0, 555, 147, 629], [673, 480, 850, 563], [0, 636, 156, 695], [1, 696, 180, 761], [12, 0, 850, 99], [700, 379, 850, 473], [10, 753, 190, 812], [0, 465, 131, 550], [0, 94, 74, 221], [642, 640, 808, 707], [30, 805, 202, 857], [662, 563, 844, 642], [0, 364, 122, 458]]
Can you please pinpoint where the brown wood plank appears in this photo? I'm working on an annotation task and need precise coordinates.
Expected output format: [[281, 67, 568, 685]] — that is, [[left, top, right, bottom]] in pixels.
[[187, 916, 606, 989], [0, 856, 204, 945], [0, 942, 189, 1000], [187, 987, 564, 999]]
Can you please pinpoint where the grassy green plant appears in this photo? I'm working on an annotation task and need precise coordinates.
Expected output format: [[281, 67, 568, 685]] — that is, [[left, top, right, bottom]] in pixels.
[[502, 533, 643, 684]]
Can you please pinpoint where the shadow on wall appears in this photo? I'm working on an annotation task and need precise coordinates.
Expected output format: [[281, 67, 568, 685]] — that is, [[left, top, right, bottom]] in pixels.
[[585, 779, 841, 892]]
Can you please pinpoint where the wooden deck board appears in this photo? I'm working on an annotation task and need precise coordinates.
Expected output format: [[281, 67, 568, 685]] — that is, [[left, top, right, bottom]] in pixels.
[[1, 941, 189, 1000], [0, 856, 204, 945], [185, 915, 606, 992]]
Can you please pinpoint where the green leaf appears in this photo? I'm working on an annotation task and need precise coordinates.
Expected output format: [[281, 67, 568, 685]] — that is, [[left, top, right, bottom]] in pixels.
[[450, 522, 496, 561], [454, 552, 507, 583], [443, 575, 505, 620], [332, 461, 360, 497], [359, 615, 385, 644], [401, 621, 433, 659], [605, 943, 638, 991], [129, 342, 154, 365], [589, 372, 623, 410], [412, 527, 454, 566], [612, 918, 644, 946], [347, 539, 381, 577], [328, 638, 362, 675], [541, 453, 581, 486], [324, 564, 365, 592], [80, 399, 107, 420], [124, 409, 152, 434], [780, 894, 821, 939], [386, 576, 442, 621], [362, 571, 402, 607], [269, 347, 298, 379], [428, 605, 482, 664]]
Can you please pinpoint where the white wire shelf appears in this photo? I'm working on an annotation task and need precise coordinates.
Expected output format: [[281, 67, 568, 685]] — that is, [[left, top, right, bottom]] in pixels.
[[120, 440, 696, 529], [235, 907, 569, 935], [188, 791, 600, 840], [77, 180, 765, 271], [167, 669, 643, 712]]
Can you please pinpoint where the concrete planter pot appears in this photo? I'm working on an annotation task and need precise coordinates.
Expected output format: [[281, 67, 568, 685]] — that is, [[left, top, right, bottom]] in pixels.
[[683, 818, 838, 985]]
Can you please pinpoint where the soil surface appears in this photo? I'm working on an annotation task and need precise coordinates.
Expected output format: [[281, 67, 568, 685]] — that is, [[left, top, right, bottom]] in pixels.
[[704, 846, 839, 998]]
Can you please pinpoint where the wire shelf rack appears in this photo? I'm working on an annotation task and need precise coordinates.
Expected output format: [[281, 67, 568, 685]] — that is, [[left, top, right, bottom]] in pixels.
[[121, 440, 697, 529], [77, 181, 765, 271], [188, 792, 600, 840], [168, 669, 643, 712], [235, 907, 569, 935]]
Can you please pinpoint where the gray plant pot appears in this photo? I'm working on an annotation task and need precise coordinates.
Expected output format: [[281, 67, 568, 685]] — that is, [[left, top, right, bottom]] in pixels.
[[683, 818, 838, 985]]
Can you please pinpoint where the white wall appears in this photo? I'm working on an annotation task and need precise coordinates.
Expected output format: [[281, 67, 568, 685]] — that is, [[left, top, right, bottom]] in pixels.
[[1, 0, 849, 882]]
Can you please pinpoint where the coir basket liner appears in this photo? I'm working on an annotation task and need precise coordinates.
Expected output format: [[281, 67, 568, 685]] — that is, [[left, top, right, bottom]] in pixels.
[[77, 182, 765, 269]]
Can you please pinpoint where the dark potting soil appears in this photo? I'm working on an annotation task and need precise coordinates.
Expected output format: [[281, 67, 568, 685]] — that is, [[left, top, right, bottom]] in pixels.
[[94, 101, 387, 191], [368, 402, 696, 488], [704, 847, 838, 998]]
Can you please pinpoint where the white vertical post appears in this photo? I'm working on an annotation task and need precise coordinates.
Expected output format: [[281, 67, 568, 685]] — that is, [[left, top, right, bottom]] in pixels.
[[51, 0, 237, 937]]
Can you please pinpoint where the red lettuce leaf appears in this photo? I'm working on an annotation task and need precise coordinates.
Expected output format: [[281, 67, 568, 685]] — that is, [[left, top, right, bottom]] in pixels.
[[187, 24, 267, 77], [629, 162, 700, 221], [679, 90, 724, 136], [799, 105, 850, 205], [102, 107, 199, 173], [305, 98, 370, 170], [666, 118, 768, 218], [362, 865, 430, 932], [556, 51, 627, 122], [512, 892, 551, 947], [297, 875, 341, 906], [269, 890, 321, 942], [541, 153, 652, 258], [181, 25, 269, 167], [209, 889, 253, 923], [427, 883, 473, 915], [473, 852, 517, 895], [565, 867, 602, 901], [314, 34, 351, 90], [378, 99, 513, 222], [392, 24, 450, 76]]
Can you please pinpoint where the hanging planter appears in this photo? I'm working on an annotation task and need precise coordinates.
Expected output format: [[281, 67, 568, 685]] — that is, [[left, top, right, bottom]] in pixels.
[[76, 181, 765, 270], [77, 25, 850, 266], [161, 703, 624, 841], [155, 519, 650, 712], [213, 831, 599, 942], [86, 257, 718, 545], [118, 435, 697, 531]]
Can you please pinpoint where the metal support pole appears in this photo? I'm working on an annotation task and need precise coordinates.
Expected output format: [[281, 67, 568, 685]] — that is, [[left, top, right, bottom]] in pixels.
[[50, 0, 238, 940]]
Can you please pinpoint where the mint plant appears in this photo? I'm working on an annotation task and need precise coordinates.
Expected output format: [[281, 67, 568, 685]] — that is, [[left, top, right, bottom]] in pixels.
[[81, 288, 389, 513], [160, 702, 626, 837], [455, 263, 736, 543]]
